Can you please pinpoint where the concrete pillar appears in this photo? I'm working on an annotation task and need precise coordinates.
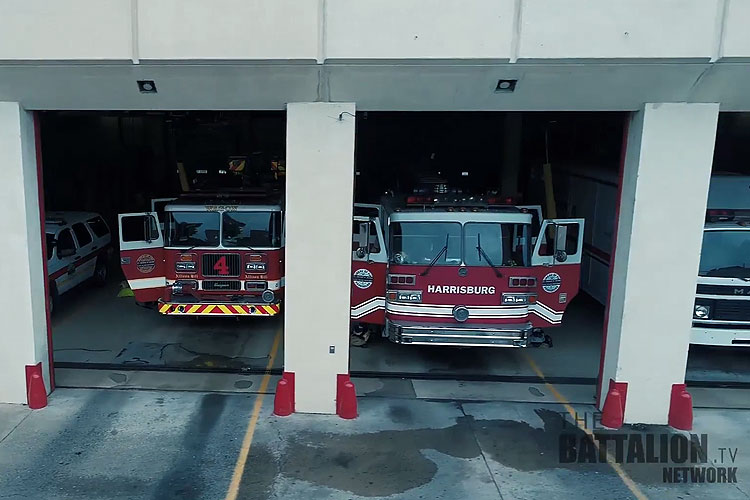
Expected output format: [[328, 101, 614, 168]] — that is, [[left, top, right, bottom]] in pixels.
[[501, 112, 522, 198], [0, 103, 50, 404], [284, 102, 356, 414], [600, 103, 719, 424]]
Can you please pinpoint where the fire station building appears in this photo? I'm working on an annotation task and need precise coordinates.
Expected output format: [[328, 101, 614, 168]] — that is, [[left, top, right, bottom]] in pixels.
[[2, 0, 750, 427]]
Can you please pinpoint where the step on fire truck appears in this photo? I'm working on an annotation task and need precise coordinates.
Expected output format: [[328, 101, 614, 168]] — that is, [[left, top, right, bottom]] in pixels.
[[557, 168, 750, 347], [351, 186, 585, 347], [118, 194, 284, 316]]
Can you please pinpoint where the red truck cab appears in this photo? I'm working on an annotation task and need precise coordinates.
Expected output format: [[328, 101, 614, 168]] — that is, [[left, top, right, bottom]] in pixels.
[[118, 196, 284, 316]]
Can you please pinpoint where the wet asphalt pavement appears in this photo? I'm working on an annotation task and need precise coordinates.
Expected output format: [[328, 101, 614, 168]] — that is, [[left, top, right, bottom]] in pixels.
[[1, 388, 749, 499]]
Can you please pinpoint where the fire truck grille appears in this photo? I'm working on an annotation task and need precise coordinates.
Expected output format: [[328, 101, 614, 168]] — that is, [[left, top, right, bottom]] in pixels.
[[202, 280, 242, 291], [713, 300, 750, 321], [202, 254, 241, 277], [697, 284, 750, 296]]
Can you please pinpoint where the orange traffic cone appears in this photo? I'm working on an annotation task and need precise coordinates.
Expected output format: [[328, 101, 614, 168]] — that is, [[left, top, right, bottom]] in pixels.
[[273, 372, 295, 417], [336, 374, 358, 419], [668, 384, 693, 431], [601, 381, 627, 429], [25, 363, 47, 410]]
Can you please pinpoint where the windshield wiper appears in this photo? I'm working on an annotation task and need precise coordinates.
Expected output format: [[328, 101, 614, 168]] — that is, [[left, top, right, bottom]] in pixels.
[[420, 234, 449, 277], [477, 234, 502, 278]]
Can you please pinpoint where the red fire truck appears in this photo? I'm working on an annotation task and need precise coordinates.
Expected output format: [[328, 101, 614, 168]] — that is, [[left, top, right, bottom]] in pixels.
[[348, 185, 585, 347], [377, 194, 585, 347], [118, 195, 284, 316]]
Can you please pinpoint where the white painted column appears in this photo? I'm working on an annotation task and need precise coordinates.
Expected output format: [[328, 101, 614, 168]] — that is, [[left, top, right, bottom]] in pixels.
[[0, 103, 50, 404], [600, 103, 719, 424], [284, 102, 355, 414]]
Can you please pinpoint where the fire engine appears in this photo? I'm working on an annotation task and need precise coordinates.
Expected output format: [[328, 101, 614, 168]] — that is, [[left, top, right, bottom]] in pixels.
[[557, 168, 750, 347], [351, 182, 585, 347], [118, 194, 284, 316]]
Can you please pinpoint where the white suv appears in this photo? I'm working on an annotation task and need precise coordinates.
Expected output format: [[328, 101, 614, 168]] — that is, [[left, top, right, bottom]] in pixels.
[[46, 211, 112, 313]]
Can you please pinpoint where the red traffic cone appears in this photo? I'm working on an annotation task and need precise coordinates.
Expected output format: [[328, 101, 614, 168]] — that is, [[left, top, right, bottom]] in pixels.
[[336, 374, 358, 419], [668, 384, 693, 431], [601, 382, 626, 429], [25, 363, 47, 410], [273, 372, 295, 417]]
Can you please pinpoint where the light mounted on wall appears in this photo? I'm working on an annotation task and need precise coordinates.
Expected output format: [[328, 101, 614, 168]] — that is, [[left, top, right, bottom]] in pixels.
[[137, 80, 157, 94], [495, 79, 517, 93]]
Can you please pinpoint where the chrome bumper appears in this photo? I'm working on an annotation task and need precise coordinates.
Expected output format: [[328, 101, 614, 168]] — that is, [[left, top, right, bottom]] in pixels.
[[386, 319, 536, 348]]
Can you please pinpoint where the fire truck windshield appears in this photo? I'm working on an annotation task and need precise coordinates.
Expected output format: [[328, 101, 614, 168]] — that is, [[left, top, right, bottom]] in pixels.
[[699, 230, 750, 278], [464, 223, 530, 267], [165, 212, 220, 247], [390, 222, 462, 266], [390, 221, 531, 267], [222, 211, 281, 248]]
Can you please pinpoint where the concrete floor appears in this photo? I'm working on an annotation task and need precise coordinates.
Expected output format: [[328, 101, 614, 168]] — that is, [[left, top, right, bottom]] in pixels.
[[2, 388, 749, 499], [51, 277, 750, 386]]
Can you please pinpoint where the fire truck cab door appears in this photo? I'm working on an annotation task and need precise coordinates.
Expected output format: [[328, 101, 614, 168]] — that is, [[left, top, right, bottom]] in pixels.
[[118, 212, 166, 303], [351, 217, 387, 324], [531, 218, 585, 266]]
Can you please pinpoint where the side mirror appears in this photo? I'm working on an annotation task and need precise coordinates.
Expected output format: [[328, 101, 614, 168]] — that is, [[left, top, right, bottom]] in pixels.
[[356, 247, 366, 259]]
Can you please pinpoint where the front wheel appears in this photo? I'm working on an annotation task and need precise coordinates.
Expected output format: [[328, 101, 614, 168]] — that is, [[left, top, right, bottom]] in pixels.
[[48, 283, 58, 316], [93, 257, 108, 286]]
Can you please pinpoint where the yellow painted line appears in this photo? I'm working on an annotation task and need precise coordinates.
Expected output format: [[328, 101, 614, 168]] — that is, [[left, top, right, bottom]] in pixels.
[[232, 305, 247, 315], [524, 354, 648, 500], [159, 304, 169, 313], [218, 304, 233, 315], [225, 326, 282, 500], [188, 304, 201, 314], [203, 304, 216, 314]]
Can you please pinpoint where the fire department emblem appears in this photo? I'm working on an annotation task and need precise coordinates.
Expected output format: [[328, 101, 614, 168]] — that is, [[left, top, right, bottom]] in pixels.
[[136, 254, 156, 274], [542, 272, 561, 293], [352, 268, 374, 289]]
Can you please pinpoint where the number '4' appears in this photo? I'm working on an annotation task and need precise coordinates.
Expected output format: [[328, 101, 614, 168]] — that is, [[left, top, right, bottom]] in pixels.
[[213, 256, 229, 275]]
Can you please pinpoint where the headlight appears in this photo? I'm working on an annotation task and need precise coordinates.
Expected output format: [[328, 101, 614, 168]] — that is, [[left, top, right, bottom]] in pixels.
[[175, 261, 196, 272], [246, 262, 267, 273], [387, 290, 422, 303], [262, 290, 275, 303], [694, 304, 710, 319]]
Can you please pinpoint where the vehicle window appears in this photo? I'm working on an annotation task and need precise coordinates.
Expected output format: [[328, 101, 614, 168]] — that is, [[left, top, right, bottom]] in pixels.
[[465, 223, 529, 267], [390, 222, 461, 266], [121, 215, 160, 242], [45, 233, 54, 260], [352, 221, 380, 253], [538, 222, 580, 258], [699, 230, 750, 277], [57, 229, 76, 255], [87, 217, 110, 238], [222, 211, 281, 248], [72, 223, 92, 247], [165, 212, 219, 247]]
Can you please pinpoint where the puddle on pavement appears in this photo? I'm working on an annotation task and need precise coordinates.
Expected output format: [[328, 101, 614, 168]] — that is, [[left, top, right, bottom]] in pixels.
[[241, 408, 705, 497], [112, 341, 269, 370]]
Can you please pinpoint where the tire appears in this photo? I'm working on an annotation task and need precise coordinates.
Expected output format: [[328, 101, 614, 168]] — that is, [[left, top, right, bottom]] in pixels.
[[93, 257, 108, 286], [48, 283, 58, 316]]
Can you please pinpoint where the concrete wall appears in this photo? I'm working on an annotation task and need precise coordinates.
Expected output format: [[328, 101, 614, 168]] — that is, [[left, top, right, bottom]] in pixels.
[[0, 103, 49, 404], [0, 0, 743, 63], [601, 103, 719, 424], [284, 102, 355, 414]]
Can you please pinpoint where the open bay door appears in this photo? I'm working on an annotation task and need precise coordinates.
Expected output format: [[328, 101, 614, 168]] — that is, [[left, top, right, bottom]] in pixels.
[[118, 212, 166, 303]]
